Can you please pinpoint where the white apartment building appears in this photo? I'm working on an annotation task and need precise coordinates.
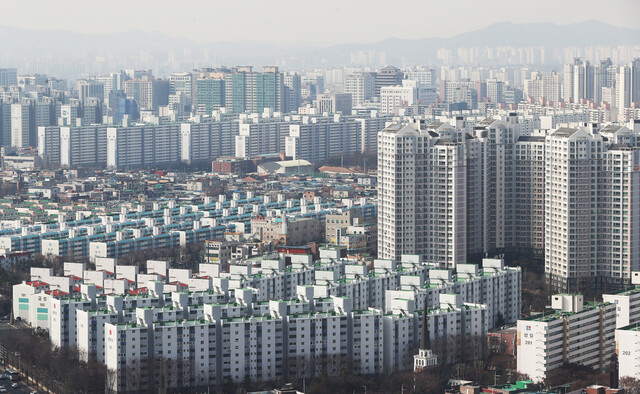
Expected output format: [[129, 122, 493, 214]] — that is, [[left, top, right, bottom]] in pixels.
[[404, 68, 435, 86], [356, 115, 392, 153], [517, 294, 617, 382], [509, 134, 546, 256], [282, 301, 349, 379], [377, 124, 421, 262], [77, 308, 119, 363], [378, 115, 525, 267], [384, 293, 487, 372], [615, 324, 640, 379], [603, 287, 640, 328], [545, 125, 640, 291], [344, 72, 375, 106], [169, 72, 195, 103], [599, 144, 640, 284], [11, 102, 33, 148], [386, 258, 520, 329], [286, 118, 360, 162], [380, 85, 416, 114], [180, 121, 238, 164], [316, 93, 352, 115], [617, 65, 631, 116], [525, 72, 561, 105], [235, 122, 288, 158], [486, 79, 504, 103], [545, 127, 602, 290], [59, 125, 108, 167], [107, 124, 181, 169]]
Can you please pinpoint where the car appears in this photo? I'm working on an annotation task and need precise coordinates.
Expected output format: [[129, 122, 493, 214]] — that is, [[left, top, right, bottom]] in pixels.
[[0, 386, 6, 393], [10, 383, 17, 389]]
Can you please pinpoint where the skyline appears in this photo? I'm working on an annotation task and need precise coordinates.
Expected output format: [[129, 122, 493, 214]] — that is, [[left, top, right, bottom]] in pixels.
[[2, 0, 639, 45]]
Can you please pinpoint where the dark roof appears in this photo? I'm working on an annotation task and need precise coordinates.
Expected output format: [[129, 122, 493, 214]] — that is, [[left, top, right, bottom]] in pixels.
[[434, 139, 458, 146], [607, 144, 635, 151], [517, 136, 545, 142], [426, 121, 445, 129], [477, 118, 496, 127], [551, 127, 579, 138], [599, 124, 625, 134]]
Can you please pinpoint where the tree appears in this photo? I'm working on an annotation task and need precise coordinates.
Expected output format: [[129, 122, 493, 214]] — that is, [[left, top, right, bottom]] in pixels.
[[619, 376, 640, 392]]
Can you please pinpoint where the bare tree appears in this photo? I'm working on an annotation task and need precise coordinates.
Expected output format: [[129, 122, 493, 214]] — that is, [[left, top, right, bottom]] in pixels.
[[620, 376, 640, 392]]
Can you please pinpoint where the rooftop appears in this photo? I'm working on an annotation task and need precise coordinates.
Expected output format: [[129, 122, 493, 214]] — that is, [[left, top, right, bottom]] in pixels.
[[551, 127, 579, 138]]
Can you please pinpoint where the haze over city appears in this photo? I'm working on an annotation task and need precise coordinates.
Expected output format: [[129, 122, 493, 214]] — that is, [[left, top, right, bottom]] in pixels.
[[3, 0, 640, 44]]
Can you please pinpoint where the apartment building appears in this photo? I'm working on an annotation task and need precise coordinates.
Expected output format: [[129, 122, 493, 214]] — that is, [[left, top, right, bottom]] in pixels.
[[14, 252, 522, 386], [285, 117, 360, 162], [517, 294, 617, 382], [545, 128, 603, 289], [615, 324, 640, 379], [380, 85, 416, 114], [106, 124, 181, 169], [355, 115, 392, 153], [180, 121, 238, 164], [317, 93, 352, 115], [11, 102, 34, 148], [377, 122, 477, 266], [384, 293, 487, 372], [508, 134, 546, 256], [378, 117, 638, 291], [344, 72, 376, 107], [386, 258, 521, 329], [235, 121, 289, 158], [123, 78, 169, 111], [602, 287, 640, 328], [545, 125, 640, 291]]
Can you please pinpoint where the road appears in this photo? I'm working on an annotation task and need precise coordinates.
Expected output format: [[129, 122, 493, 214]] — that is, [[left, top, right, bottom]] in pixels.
[[1, 320, 55, 393], [0, 378, 39, 393]]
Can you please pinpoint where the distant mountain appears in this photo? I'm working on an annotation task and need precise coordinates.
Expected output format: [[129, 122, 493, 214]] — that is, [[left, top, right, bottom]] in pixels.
[[433, 20, 640, 48], [0, 21, 637, 76], [308, 21, 640, 65]]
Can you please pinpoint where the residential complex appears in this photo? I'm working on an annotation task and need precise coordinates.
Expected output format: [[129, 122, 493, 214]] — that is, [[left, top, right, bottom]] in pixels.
[[378, 117, 640, 291], [377, 114, 521, 267], [2, 57, 640, 391], [36, 112, 393, 169], [0, 192, 374, 262], [12, 251, 520, 391]]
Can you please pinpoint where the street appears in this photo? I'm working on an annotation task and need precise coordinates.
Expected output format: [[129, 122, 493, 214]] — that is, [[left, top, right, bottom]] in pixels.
[[0, 379, 39, 393]]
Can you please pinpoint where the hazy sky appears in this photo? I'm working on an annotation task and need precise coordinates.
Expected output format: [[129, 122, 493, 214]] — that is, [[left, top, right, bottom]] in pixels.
[[4, 0, 639, 44]]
